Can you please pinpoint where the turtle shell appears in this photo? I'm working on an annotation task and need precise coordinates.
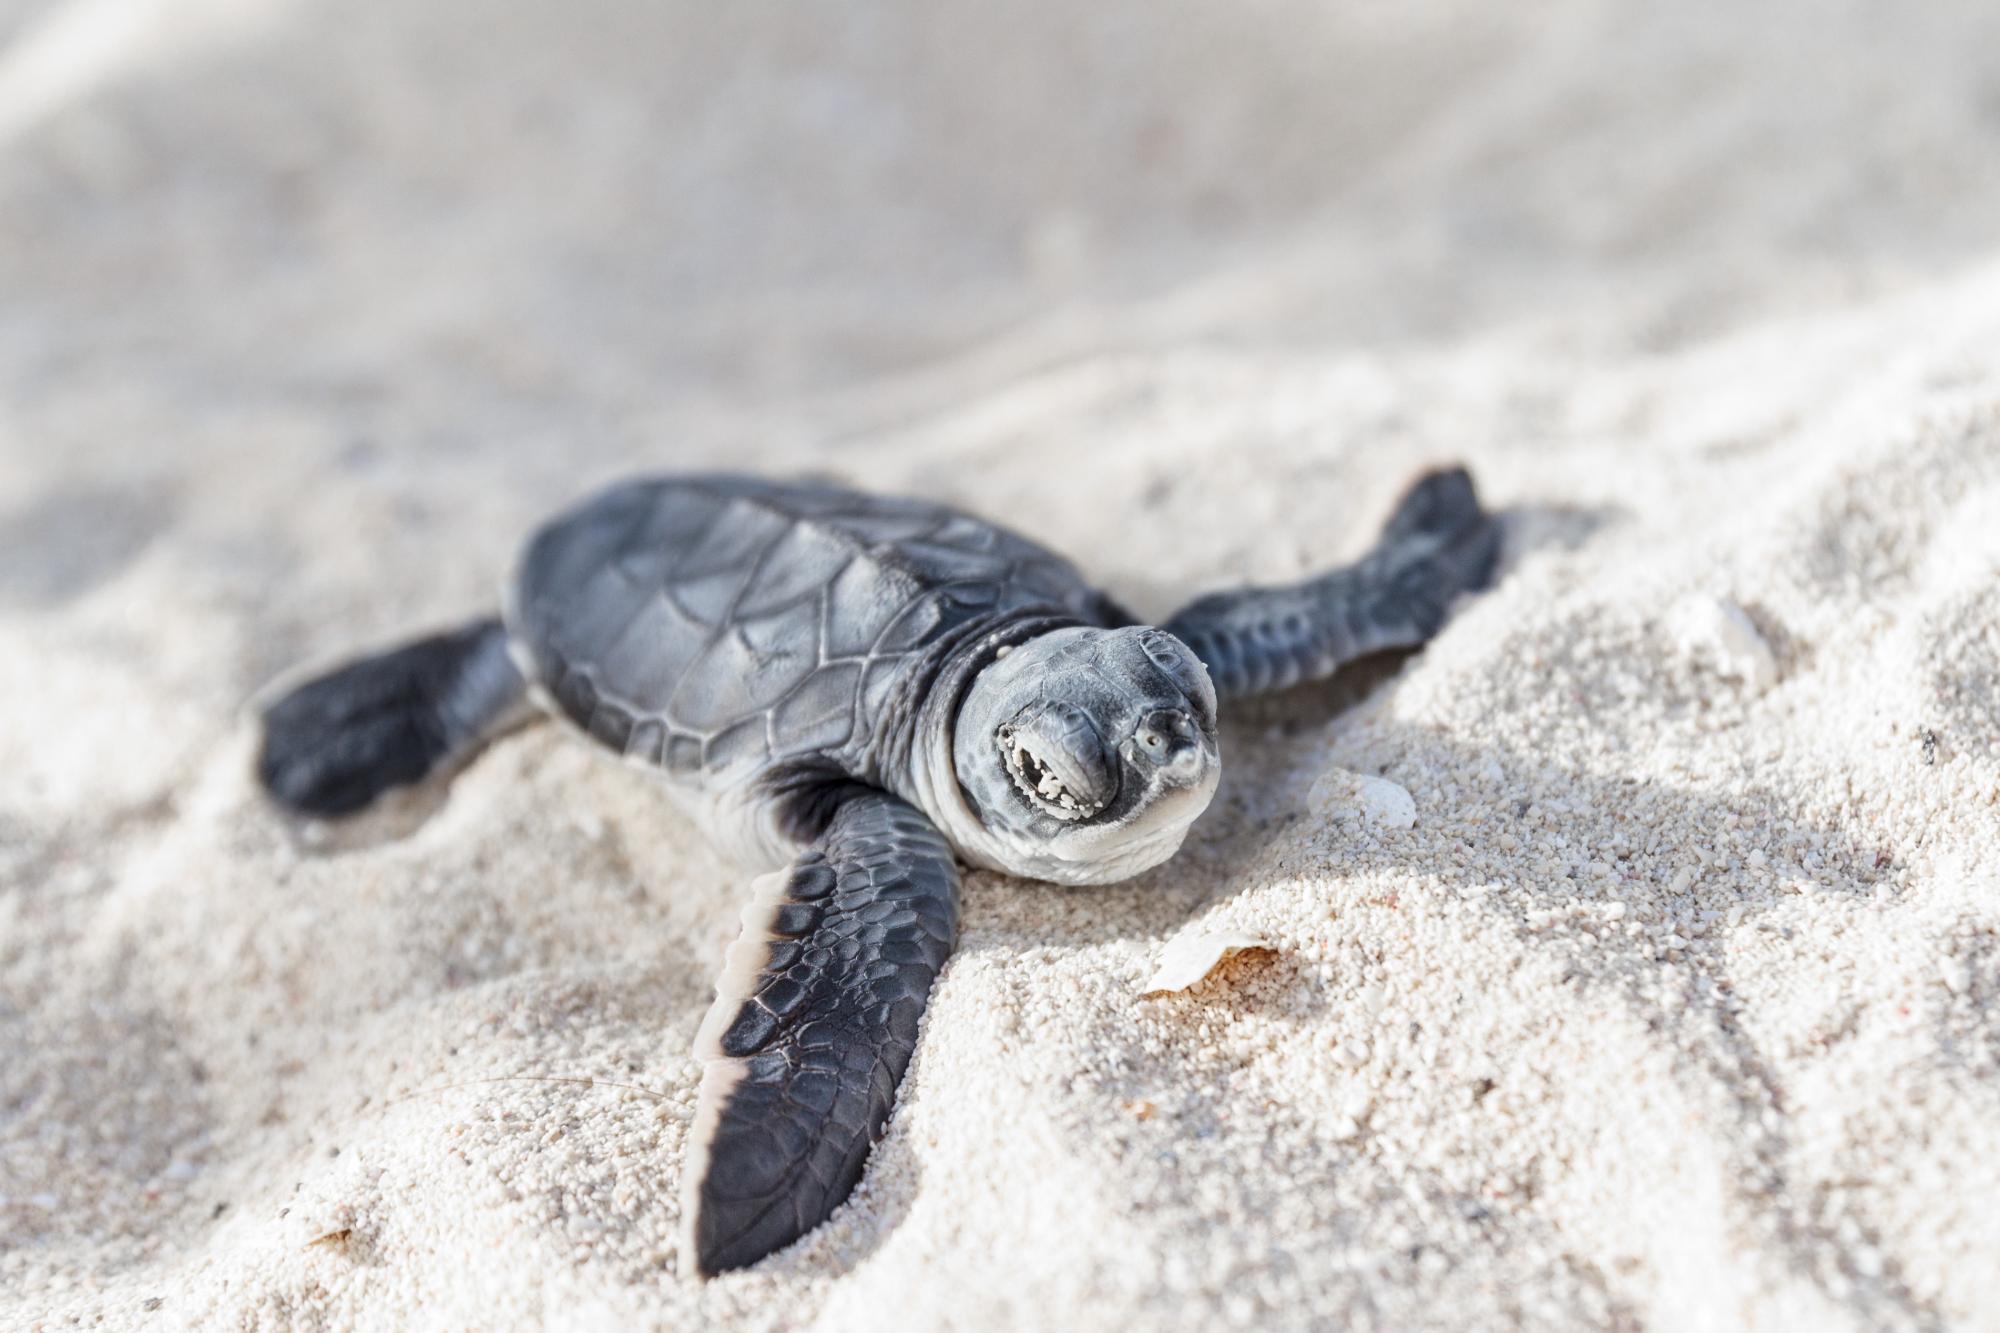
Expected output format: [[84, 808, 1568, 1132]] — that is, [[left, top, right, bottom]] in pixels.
[[508, 475, 1111, 779]]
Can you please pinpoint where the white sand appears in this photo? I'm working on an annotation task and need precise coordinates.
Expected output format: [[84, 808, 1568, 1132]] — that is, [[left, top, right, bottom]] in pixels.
[[3, 1, 1999, 1328]]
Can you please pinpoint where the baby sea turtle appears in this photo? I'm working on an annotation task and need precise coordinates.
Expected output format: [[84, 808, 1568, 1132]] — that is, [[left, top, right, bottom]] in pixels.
[[257, 467, 1499, 1276]]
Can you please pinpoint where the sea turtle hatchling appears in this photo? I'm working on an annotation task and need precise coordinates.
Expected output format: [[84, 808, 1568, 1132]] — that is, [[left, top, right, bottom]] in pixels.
[[256, 466, 1500, 1276]]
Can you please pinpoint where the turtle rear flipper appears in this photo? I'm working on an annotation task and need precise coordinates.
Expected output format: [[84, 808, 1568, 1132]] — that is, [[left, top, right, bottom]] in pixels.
[[257, 617, 529, 817], [1163, 466, 1500, 700], [683, 792, 959, 1277]]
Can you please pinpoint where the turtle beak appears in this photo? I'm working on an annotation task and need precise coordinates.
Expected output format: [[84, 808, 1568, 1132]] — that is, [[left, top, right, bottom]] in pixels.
[[997, 700, 1118, 821]]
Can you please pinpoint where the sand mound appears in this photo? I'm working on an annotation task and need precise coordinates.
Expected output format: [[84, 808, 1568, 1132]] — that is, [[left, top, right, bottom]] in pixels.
[[3, 2, 1997, 1329]]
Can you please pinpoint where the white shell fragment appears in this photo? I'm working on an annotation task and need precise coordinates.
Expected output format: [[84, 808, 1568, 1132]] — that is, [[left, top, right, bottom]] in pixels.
[[1141, 930, 1274, 995], [1355, 775, 1417, 829], [1671, 594, 1779, 692], [1308, 768, 1418, 830]]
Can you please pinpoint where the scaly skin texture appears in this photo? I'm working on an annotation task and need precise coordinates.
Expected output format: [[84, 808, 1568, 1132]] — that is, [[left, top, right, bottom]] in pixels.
[[255, 619, 526, 817], [1163, 468, 1498, 700], [681, 792, 958, 1277], [254, 465, 1498, 1280], [507, 476, 1113, 839]]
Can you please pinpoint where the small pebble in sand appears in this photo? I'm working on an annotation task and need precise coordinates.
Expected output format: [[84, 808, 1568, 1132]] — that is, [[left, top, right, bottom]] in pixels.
[[1671, 594, 1779, 692], [1308, 769, 1417, 829]]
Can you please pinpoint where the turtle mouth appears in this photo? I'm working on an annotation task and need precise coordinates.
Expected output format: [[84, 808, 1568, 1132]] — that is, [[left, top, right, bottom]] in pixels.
[[997, 717, 1113, 822]]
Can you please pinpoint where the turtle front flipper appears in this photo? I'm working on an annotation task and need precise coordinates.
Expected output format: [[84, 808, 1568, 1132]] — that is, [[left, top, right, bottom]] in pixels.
[[1162, 466, 1501, 701], [256, 617, 530, 817], [684, 792, 959, 1277]]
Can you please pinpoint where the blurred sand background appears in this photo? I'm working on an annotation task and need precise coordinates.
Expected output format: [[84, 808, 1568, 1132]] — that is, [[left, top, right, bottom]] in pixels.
[[2, 1, 1998, 1328]]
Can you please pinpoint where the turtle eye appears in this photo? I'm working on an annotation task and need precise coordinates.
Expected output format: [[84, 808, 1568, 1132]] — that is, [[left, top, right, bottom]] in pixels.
[[1137, 629, 1216, 722]]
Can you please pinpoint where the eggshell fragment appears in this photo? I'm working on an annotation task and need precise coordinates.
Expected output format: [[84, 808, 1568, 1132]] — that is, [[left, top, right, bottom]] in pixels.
[[1141, 930, 1274, 995]]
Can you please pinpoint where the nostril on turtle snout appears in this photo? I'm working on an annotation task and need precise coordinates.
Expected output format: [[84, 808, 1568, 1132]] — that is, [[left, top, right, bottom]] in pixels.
[[1130, 708, 1201, 770]]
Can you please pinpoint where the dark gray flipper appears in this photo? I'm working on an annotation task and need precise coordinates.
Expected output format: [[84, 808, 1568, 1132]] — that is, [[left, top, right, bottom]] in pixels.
[[257, 617, 529, 817], [683, 792, 959, 1277], [1163, 466, 1500, 701]]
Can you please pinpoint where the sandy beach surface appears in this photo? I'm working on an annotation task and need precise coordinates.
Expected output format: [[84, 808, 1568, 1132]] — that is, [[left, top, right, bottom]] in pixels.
[[3, 2, 1999, 1329]]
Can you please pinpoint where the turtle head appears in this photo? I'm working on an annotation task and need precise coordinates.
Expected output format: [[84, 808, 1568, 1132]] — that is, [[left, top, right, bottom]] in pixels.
[[951, 627, 1220, 884]]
